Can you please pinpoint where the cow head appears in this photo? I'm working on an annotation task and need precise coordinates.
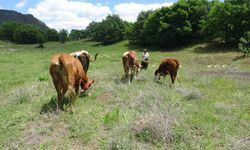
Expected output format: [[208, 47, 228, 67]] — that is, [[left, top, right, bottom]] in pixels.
[[80, 80, 95, 92], [134, 61, 141, 76], [154, 69, 160, 80]]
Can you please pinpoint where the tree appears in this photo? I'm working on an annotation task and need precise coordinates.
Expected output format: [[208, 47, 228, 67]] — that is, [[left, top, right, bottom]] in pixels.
[[58, 29, 68, 43], [128, 0, 210, 47], [88, 15, 126, 44], [36, 32, 46, 48], [85, 21, 100, 39], [46, 29, 59, 41], [127, 11, 152, 45], [0, 22, 21, 41], [69, 29, 87, 40], [202, 0, 250, 46], [239, 31, 250, 57], [13, 24, 42, 44]]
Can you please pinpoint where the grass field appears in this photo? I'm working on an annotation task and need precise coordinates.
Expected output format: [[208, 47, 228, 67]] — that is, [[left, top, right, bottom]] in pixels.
[[0, 39, 250, 149]]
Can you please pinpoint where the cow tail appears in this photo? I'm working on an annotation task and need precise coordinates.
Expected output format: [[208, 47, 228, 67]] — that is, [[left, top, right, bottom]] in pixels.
[[175, 59, 181, 84], [59, 58, 68, 89], [175, 59, 180, 70], [90, 53, 99, 62]]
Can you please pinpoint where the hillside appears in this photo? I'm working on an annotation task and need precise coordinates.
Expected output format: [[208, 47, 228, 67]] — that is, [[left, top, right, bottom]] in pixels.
[[0, 9, 49, 29], [0, 40, 250, 149]]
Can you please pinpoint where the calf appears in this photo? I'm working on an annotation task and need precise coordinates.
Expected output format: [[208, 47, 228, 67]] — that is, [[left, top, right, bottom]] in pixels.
[[154, 58, 180, 85], [122, 51, 141, 84], [70, 50, 98, 74], [49, 54, 94, 112]]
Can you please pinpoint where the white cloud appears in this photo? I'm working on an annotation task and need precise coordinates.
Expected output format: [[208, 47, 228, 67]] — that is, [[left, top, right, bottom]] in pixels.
[[114, 2, 173, 22], [28, 0, 111, 31], [15, 0, 27, 8], [28, 0, 173, 31]]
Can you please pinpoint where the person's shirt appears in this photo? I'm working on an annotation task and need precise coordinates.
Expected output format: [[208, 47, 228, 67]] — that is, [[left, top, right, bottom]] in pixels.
[[143, 52, 149, 60]]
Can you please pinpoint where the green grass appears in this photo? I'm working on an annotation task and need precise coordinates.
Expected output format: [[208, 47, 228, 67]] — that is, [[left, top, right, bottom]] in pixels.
[[0, 39, 250, 149]]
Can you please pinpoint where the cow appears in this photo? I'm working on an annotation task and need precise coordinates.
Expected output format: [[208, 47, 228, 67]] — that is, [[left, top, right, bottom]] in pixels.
[[122, 51, 141, 84], [49, 54, 95, 113], [70, 50, 98, 74], [154, 58, 180, 86]]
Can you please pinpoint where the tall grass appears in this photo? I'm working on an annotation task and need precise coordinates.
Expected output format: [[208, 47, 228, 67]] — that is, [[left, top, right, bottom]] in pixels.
[[0, 40, 250, 149]]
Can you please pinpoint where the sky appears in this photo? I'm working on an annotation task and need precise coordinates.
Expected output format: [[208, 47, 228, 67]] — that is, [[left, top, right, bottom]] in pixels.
[[0, 0, 177, 31]]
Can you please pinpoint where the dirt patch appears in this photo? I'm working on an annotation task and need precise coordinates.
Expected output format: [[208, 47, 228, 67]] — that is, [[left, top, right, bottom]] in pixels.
[[196, 69, 250, 81], [190, 56, 232, 67], [97, 92, 113, 101], [9, 114, 70, 149]]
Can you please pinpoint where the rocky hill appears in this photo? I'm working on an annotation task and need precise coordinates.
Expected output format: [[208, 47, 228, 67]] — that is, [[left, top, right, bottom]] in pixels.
[[0, 9, 49, 29]]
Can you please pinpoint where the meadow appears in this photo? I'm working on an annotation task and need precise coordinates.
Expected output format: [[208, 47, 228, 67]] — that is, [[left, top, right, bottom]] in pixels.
[[0, 39, 250, 149]]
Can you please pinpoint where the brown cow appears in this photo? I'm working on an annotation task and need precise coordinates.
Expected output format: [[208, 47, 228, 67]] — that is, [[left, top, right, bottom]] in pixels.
[[122, 51, 141, 84], [49, 54, 94, 112], [70, 50, 98, 74], [154, 58, 180, 85]]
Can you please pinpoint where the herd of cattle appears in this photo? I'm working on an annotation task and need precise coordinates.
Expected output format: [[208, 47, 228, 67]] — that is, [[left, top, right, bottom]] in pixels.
[[49, 50, 180, 112]]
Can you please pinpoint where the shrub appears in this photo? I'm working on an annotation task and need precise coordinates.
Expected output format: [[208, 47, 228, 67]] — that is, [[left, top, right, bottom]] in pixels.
[[239, 31, 250, 57], [133, 108, 175, 145], [58, 29, 68, 43]]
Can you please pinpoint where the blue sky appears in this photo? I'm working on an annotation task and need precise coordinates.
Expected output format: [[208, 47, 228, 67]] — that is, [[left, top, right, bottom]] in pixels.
[[0, 0, 178, 30]]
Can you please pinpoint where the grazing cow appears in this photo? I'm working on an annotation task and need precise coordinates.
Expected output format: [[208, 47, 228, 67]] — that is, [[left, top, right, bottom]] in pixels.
[[49, 54, 95, 112], [154, 58, 180, 85], [70, 50, 98, 74], [122, 51, 141, 84]]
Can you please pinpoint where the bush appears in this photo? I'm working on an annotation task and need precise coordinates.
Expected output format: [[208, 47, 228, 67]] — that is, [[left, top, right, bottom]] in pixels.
[[58, 29, 68, 43], [13, 24, 45, 44], [239, 31, 250, 57], [85, 15, 126, 45], [0, 22, 20, 41], [46, 29, 59, 41], [0, 21, 47, 44]]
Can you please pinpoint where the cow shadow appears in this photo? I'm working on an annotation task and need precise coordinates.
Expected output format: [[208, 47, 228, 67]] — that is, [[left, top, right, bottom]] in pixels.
[[40, 96, 70, 114], [115, 76, 128, 84]]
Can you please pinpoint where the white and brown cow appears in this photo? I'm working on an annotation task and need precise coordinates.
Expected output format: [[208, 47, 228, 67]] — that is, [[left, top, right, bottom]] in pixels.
[[154, 58, 180, 85], [70, 50, 98, 74], [122, 51, 141, 84], [49, 54, 94, 112]]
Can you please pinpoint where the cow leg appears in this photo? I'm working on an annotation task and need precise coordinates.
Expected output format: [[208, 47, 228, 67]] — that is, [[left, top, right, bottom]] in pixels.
[[128, 69, 132, 84], [176, 73, 181, 84], [130, 72, 134, 83], [67, 87, 76, 114], [170, 72, 177, 87], [163, 75, 167, 85], [60, 87, 67, 111], [51, 78, 63, 111]]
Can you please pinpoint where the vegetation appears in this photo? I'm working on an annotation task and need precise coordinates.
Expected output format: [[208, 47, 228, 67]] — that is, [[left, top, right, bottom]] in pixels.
[[239, 31, 250, 57], [58, 29, 68, 44], [128, 0, 210, 47], [202, 0, 250, 46], [1, 0, 250, 50], [85, 15, 127, 45], [0, 22, 47, 44], [0, 39, 250, 149], [69, 29, 87, 40], [46, 29, 59, 42]]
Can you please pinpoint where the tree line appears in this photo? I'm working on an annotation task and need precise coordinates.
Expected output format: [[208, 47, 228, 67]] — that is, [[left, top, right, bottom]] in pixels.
[[0, 0, 250, 54]]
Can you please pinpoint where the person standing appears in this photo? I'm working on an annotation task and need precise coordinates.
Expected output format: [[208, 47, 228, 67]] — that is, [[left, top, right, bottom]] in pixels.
[[141, 49, 149, 69]]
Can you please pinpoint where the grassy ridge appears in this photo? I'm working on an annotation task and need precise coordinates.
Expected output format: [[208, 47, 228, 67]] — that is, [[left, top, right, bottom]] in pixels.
[[0, 40, 250, 149]]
